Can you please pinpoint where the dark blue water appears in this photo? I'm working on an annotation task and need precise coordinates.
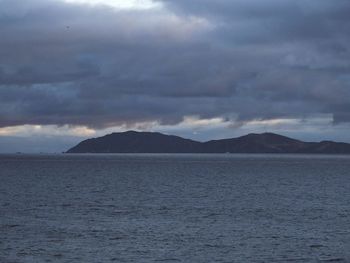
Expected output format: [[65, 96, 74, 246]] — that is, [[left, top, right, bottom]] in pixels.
[[1, 154, 350, 262]]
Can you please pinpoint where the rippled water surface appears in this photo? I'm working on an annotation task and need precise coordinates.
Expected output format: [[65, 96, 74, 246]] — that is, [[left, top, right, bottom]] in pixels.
[[1, 154, 350, 262]]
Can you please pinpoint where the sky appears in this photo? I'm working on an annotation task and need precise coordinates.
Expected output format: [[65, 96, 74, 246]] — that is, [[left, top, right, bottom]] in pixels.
[[1, 0, 350, 152]]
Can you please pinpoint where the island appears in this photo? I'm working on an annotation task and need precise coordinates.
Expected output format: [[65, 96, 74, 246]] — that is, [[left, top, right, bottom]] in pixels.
[[66, 131, 350, 154]]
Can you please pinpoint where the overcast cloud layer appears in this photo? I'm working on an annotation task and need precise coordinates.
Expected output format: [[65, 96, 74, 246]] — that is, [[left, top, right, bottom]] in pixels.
[[1, 0, 350, 151]]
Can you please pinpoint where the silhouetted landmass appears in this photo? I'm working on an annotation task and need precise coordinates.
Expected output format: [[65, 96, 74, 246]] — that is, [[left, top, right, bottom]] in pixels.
[[67, 131, 202, 153], [67, 131, 350, 154]]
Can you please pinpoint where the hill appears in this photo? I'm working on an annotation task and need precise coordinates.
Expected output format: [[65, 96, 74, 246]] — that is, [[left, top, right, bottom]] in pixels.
[[66, 131, 350, 154]]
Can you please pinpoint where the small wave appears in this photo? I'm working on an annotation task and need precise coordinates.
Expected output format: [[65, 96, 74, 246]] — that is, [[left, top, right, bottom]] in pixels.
[[319, 258, 345, 262]]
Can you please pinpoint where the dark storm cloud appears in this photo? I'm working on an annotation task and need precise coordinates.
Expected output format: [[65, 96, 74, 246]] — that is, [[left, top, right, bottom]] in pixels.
[[1, 0, 350, 128]]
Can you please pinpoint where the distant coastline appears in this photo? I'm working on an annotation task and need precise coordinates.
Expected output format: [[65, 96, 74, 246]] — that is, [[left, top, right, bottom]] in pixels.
[[66, 131, 350, 154]]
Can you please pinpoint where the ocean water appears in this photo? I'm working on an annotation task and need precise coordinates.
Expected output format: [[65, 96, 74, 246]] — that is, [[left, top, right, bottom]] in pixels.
[[1, 154, 350, 263]]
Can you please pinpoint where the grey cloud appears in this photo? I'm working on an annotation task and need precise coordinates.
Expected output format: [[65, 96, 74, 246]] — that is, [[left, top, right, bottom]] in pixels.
[[0, 0, 350, 129]]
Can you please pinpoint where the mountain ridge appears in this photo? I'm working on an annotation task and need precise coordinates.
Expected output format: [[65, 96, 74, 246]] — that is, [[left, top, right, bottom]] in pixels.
[[66, 131, 350, 154]]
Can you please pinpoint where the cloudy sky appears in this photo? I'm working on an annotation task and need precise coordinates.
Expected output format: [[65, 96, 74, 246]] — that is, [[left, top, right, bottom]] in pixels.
[[1, 0, 350, 152]]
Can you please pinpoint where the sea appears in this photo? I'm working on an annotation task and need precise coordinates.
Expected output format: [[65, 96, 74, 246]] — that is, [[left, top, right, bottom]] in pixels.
[[1, 154, 350, 263]]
